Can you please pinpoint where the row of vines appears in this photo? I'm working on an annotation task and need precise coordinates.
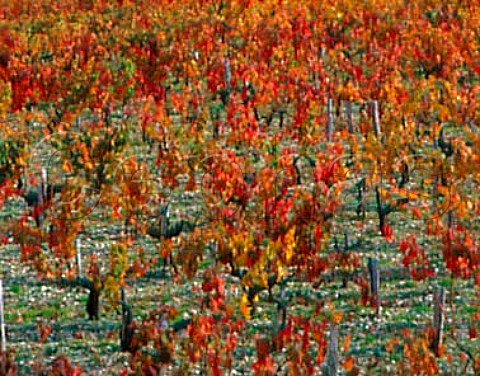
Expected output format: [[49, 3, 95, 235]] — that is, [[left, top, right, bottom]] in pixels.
[[0, 0, 479, 374]]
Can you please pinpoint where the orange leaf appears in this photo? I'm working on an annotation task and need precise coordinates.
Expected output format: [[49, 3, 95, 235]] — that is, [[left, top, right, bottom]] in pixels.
[[411, 206, 421, 219], [342, 334, 351, 352], [332, 311, 343, 324], [343, 356, 355, 371], [385, 338, 399, 352]]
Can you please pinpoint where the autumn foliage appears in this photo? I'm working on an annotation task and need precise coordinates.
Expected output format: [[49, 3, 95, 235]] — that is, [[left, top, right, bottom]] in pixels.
[[0, 0, 479, 374]]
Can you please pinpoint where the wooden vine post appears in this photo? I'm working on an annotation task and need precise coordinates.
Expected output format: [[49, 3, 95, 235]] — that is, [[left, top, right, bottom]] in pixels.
[[356, 177, 366, 220], [375, 186, 385, 233], [371, 100, 381, 138], [0, 280, 5, 353], [86, 263, 101, 321], [342, 231, 350, 288], [224, 57, 231, 92], [431, 287, 446, 357], [368, 258, 380, 316], [323, 324, 339, 376], [75, 238, 82, 277], [345, 100, 355, 134], [327, 97, 334, 141], [120, 287, 134, 353], [275, 281, 287, 331]]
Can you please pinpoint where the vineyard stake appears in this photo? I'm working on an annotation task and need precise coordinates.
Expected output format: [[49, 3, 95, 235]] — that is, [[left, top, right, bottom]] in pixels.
[[323, 324, 339, 376], [371, 100, 381, 137], [76, 238, 82, 277], [368, 258, 380, 316], [0, 280, 6, 353], [327, 97, 334, 141], [120, 287, 134, 352], [345, 100, 354, 134], [224, 57, 231, 92], [432, 286, 446, 357]]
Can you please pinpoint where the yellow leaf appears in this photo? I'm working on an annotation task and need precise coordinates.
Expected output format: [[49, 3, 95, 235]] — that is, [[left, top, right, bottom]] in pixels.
[[284, 226, 296, 262], [277, 262, 285, 279], [240, 292, 251, 320], [63, 160, 73, 173]]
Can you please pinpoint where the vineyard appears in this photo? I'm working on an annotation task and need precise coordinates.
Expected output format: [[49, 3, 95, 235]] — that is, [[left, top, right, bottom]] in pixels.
[[0, 0, 479, 374]]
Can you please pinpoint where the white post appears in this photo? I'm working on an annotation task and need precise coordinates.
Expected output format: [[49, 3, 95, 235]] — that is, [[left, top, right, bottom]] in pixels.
[[0, 280, 6, 353], [224, 57, 231, 91], [371, 100, 381, 137], [323, 324, 339, 376], [368, 257, 380, 316], [76, 238, 82, 277], [41, 167, 48, 199], [327, 97, 334, 141], [432, 287, 445, 356]]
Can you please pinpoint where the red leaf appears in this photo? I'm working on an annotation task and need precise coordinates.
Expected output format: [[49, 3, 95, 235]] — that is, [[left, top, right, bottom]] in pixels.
[[469, 324, 477, 339], [380, 224, 394, 243]]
